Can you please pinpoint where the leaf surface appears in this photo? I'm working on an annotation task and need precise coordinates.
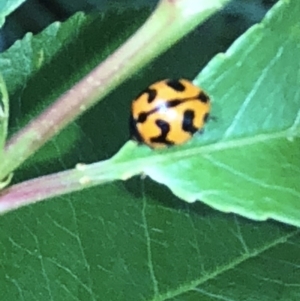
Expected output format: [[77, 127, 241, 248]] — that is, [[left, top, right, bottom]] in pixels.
[[1, 1, 300, 301], [142, 0, 300, 227], [0, 75, 8, 158]]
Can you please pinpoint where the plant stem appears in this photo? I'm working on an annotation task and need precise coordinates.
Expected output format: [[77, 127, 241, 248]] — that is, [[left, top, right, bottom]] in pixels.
[[0, 0, 229, 180], [0, 150, 144, 214]]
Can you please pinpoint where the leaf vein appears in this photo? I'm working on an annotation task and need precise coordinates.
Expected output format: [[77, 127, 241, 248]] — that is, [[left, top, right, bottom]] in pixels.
[[142, 187, 159, 298], [204, 155, 300, 198], [223, 45, 284, 139]]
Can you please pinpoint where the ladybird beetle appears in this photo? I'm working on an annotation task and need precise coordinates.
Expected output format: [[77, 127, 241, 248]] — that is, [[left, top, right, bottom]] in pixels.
[[129, 79, 211, 149]]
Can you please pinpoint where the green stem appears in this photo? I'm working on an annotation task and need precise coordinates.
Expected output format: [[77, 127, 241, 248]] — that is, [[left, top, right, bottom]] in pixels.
[[0, 143, 145, 214], [0, 0, 229, 181]]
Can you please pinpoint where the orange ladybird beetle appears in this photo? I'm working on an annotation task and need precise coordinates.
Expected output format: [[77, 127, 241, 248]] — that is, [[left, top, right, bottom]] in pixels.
[[130, 79, 211, 149]]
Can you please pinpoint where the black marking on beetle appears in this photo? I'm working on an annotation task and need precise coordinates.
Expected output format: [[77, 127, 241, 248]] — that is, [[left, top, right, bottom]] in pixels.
[[146, 88, 157, 103], [150, 119, 174, 146], [129, 114, 144, 142], [166, 79, 185, 92], [135, 99, 182, 123], [137, 112, 148, 123], [135, 88, 157, 103], [198, 91, 209, 103], [135, 96, 201, 124], [165, 99, 182, 108], [182, 110, 198, 134]]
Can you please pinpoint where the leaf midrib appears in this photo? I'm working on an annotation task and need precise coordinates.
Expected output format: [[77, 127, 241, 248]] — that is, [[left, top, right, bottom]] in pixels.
[[90, 127, 298, 182], [144, 126, 297, 166]]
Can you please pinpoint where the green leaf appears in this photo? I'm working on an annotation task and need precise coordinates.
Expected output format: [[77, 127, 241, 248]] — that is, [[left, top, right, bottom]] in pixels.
[[0, 0, 230, 180], [1, 1, 300, 301], [0, 10, 150, 173], [139, 0, 300, 227], [0, 74, 8, 155], [0, 72, 11, 189], [0, 0, 27, 27], [0, 74, 12, 190]]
